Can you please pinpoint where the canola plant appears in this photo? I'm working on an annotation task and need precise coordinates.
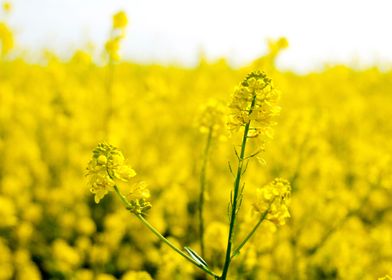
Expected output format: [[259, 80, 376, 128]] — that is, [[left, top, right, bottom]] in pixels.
[[1, 5, 391, 280]]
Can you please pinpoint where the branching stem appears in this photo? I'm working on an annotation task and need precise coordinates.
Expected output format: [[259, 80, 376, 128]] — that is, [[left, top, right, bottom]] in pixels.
[[113, 185, 219, 279], [220, 95, 257, 279]]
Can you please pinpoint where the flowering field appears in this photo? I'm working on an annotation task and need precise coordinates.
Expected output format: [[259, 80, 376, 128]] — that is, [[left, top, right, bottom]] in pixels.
[[1, 6, 392, 280]]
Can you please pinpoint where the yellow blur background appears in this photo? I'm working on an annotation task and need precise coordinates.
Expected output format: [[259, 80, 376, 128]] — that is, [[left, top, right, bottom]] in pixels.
[[1, 3, 392, 280]]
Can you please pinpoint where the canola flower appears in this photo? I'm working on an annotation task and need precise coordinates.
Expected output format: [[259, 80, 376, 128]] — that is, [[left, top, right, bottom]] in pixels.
[[2, 1, 11, 13], [228, 71, 280, 144], [86, 72, 289, 280], [86, 143, 151, 214], [0, 22, 13, 57], [86, 143, 219, 278], [105, 10, 128, 61], [253, 178, 291, 226], [113, 11, 128, 30], [197, 99, 227, 139], [221, 71, 287, 279]]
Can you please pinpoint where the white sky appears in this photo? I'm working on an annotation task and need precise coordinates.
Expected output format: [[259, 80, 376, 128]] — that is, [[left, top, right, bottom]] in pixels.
[[4, 0, 392, 72]]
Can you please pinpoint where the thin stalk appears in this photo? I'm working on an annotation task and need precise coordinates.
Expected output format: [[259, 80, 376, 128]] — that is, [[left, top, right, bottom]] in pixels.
[[220, 96, 257, 280], [104, 42, 114, 138], [199, 127, 213, 258], [231, 208, 269, 258], [113, 186, 219, 279]]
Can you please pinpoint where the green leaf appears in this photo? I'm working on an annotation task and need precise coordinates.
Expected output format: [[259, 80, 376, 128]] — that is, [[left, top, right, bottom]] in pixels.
[[184, 246, 208, 268]]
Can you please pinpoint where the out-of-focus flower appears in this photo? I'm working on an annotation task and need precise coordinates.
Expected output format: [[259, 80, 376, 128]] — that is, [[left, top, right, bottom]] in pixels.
[[0, 22, 14, 56], [0, 196, 17, 228], [113, 11, 128, 30], [105, 37, 121, 61], [253, 178, 291, 225], [105, 10, 128, 61], [196, 99, 227, 140], [122, 270, 153, 280], [2, 2, 11, 13]]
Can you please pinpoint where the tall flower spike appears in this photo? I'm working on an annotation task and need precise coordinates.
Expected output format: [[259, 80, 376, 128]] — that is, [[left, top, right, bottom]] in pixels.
[[86, 143, 150, 214], [228, 71, 281, 149], [105, 11, 128, 61], [253, 178, 291, 226]]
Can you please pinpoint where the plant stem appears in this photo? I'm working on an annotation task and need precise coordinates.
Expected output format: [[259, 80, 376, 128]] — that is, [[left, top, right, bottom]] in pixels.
[[231, 208, 269, 258], [104, 50, 114, 138], [113, 185, 219, 279], [220, 96, 257, 280], [199, 127, 213, 258]]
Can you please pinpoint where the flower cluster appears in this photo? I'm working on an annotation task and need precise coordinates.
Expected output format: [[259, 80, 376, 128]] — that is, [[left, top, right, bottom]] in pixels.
[[0, 22, 13, 57], [196, 99, 227, 139], [2, 2, 11, 13], [113, 11, 128, 30], [228, 71, 281, 144], [86, 143, 136, 203], [86, 143, 150, 214], [253, 178, 291, 226], [105, 10, 128, 61]]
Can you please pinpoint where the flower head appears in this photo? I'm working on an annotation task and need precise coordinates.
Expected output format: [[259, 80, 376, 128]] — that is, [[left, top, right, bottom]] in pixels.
[[105, 11, 128, 61], [0, 22, 14, 56], [196, 99, 227, 140], [253, 178, 291, 226], [86, 143, 138, 204], [2, 2, 11, 13], [105, 37, 121, 61], [113, 11, 128, 30], [228, 71, 281, 144]]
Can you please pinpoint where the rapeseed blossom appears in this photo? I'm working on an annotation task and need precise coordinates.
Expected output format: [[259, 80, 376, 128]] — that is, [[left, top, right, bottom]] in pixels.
[[253, 178, 291, 225], [2, 2, 11, 13], [113, 11, 128, 30], [197, 99, 227, 138], [86, 143, 150, 209], [228, 71, 280, 144], [105, 10, 128, 61], [0, 22, 13, 56]]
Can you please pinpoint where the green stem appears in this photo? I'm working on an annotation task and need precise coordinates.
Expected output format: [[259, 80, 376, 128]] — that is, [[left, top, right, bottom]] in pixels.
[[199, 127, 213, 258], [231, 208, 269, 258], [113, 185, 219, 279], [104, 46, 114, 138], [220, 96, 257, 280]]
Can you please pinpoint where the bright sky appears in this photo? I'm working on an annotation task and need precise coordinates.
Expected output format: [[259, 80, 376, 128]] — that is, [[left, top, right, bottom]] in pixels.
[[5, 0, 392, 72]]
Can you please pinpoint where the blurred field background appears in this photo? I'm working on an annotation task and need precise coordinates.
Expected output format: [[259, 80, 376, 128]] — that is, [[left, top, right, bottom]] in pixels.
[[1, 1, 392, 280]]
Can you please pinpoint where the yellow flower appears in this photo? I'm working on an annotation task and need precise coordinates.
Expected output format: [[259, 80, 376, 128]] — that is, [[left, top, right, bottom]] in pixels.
[[86, 143, 151, 213], [2, 2, 11, 13], [86, 143, 136, 203], [228, 71, 280, 144], [113, 11, 128, 30], [105, 37, 121, 61], [196, 99, 227, 139], [122, 270, 153, 280], [253, 178, 291, 226], [0, 22, 14, 56], [379, 276, 392, 280]]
